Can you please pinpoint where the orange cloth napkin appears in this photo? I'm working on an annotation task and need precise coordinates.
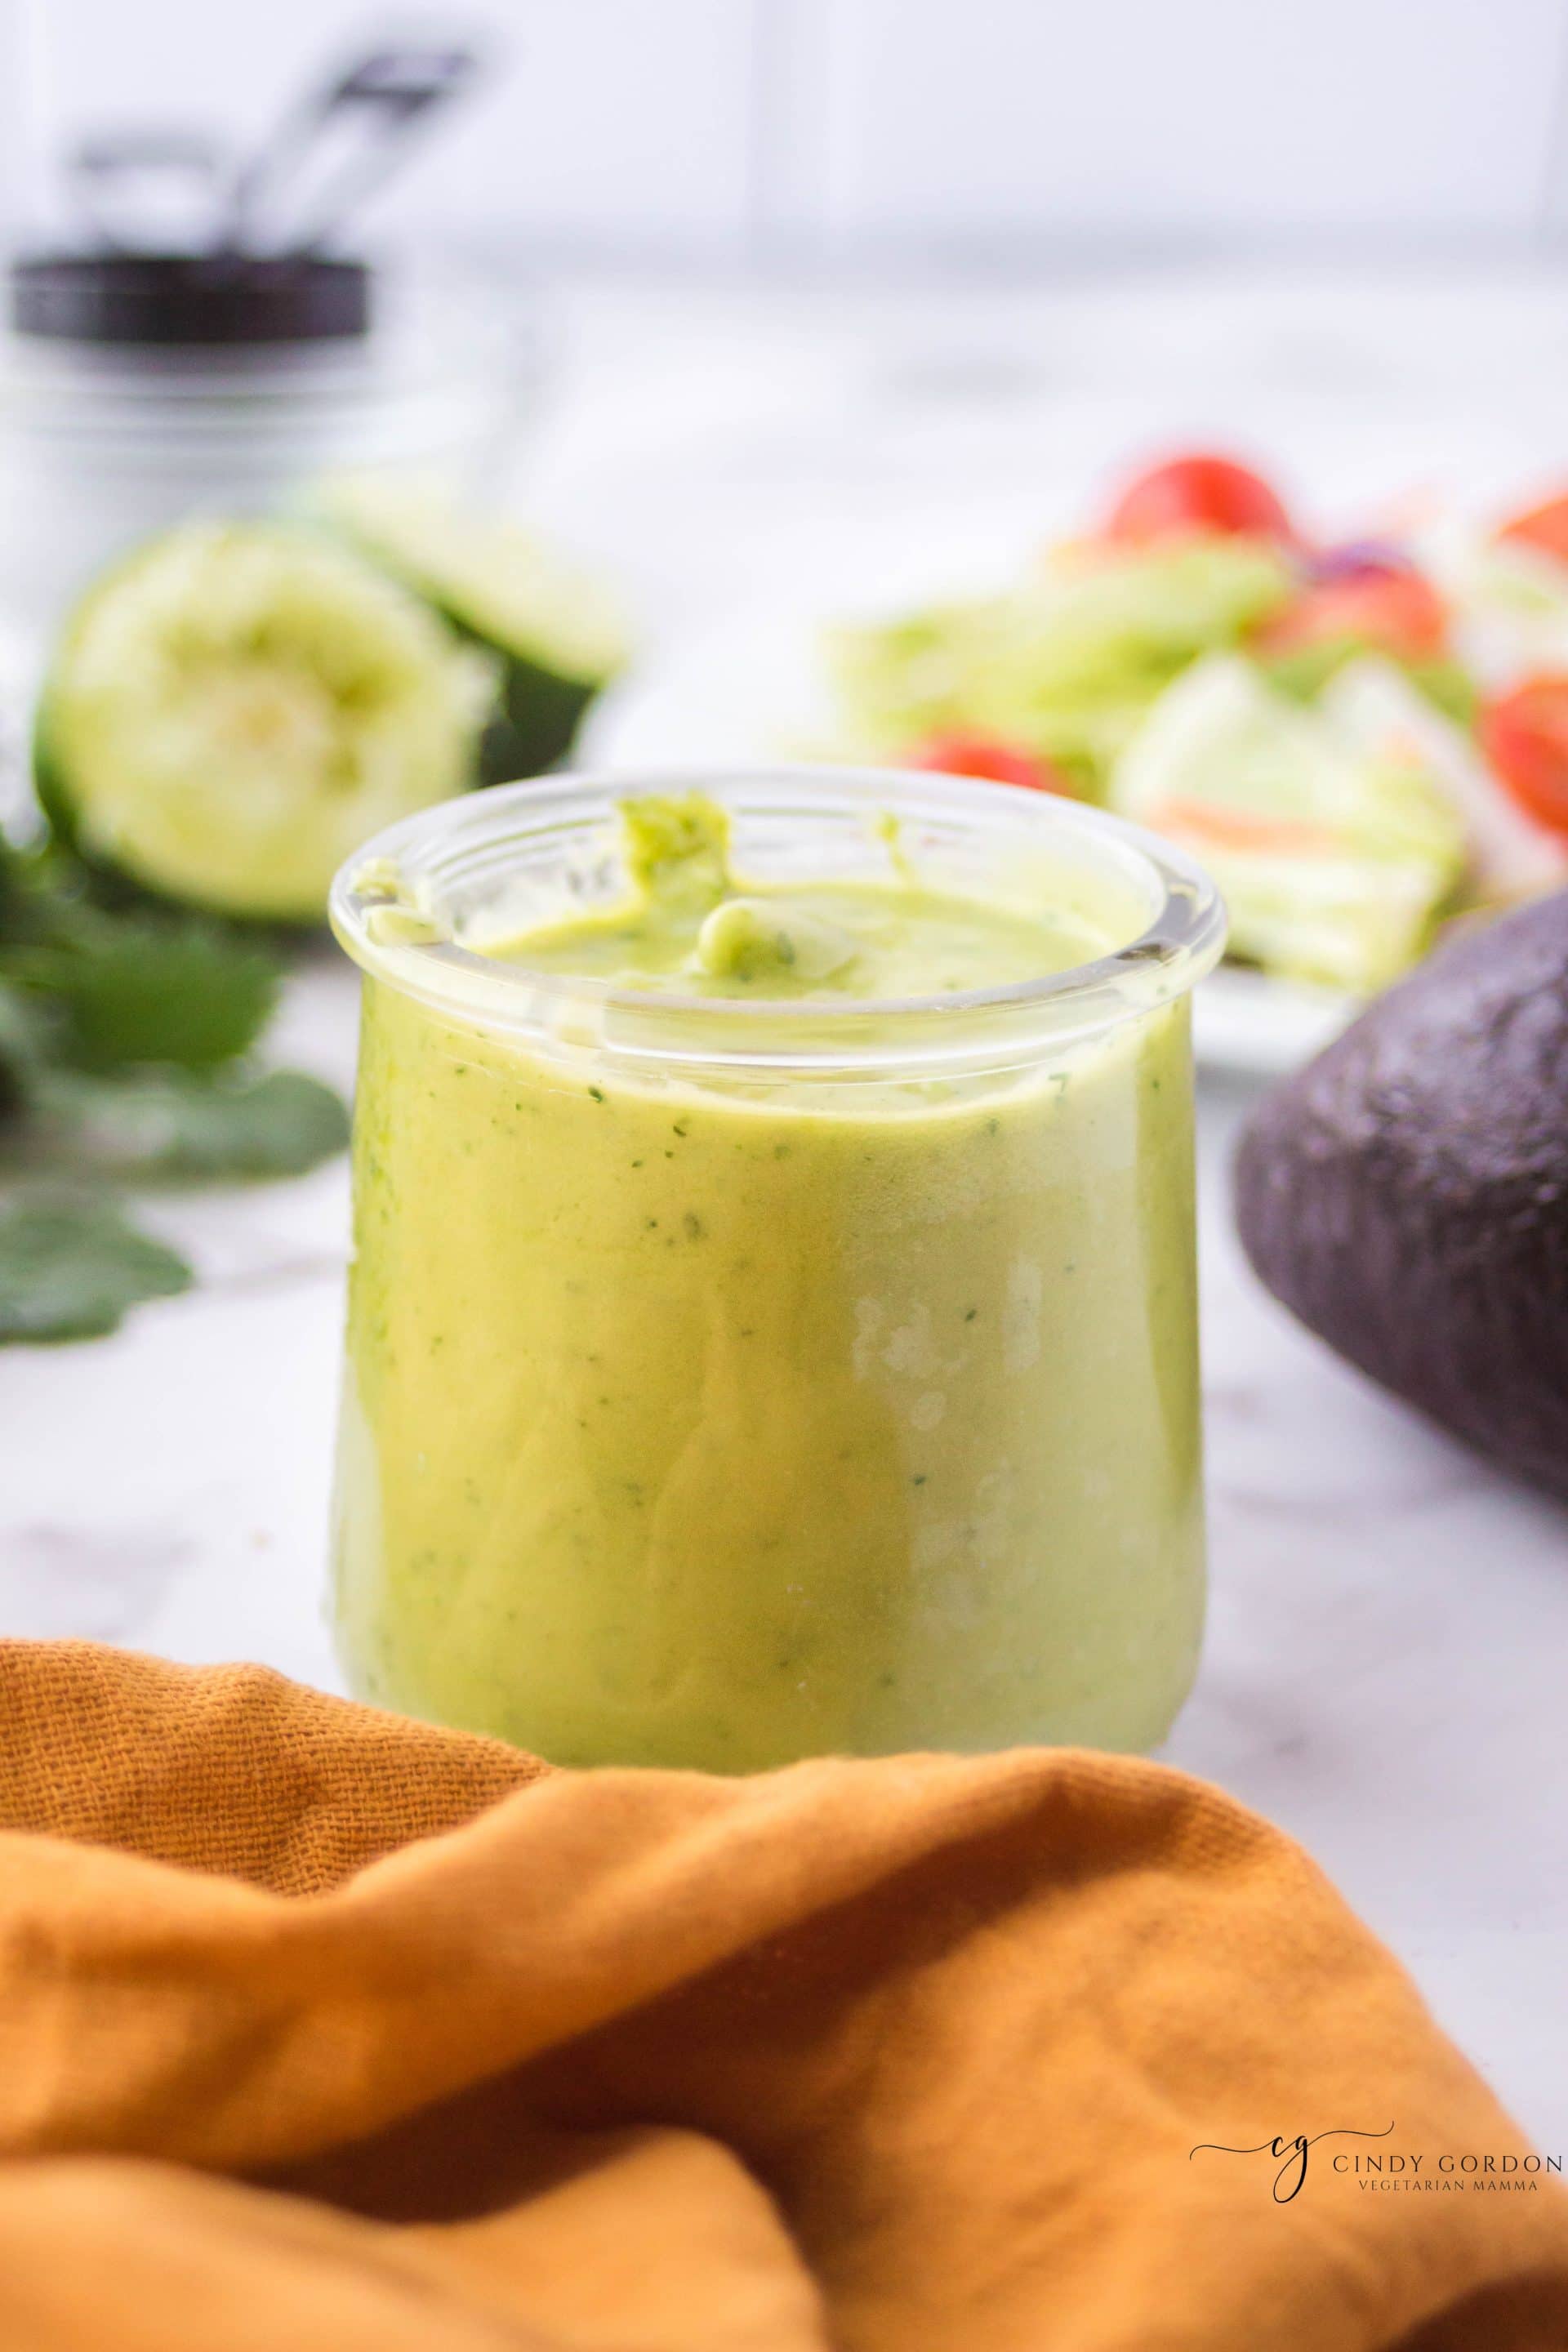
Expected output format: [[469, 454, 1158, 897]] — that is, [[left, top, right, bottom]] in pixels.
[[1, 1639, 1564, 2351]]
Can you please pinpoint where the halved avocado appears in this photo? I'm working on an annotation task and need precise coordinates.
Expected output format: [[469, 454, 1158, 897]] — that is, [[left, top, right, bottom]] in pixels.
[[1234, 888, 1568, 1500], [36, 520, 495, 923], [316, 478, 630, 782]]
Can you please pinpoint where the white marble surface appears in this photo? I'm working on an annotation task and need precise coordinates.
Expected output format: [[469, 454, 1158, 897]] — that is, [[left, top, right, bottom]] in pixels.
[[3, 265, 1566, 2148]]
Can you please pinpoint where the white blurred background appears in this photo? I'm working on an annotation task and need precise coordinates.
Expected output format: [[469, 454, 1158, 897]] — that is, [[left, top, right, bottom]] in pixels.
[[7, 0, 1568, 266]]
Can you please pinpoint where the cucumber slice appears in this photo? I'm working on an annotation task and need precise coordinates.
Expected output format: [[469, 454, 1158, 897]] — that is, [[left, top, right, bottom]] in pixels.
[[317, 478, 630, 782], [36, 521, 495, 922]]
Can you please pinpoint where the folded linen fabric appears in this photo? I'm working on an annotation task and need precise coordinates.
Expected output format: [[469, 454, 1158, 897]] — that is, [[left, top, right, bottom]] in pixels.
[[0, 1639, 1563, 2350]]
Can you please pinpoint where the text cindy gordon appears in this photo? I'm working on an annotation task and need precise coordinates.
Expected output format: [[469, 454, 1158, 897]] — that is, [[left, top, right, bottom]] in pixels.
[[1338, 2152, 1562, 2193]]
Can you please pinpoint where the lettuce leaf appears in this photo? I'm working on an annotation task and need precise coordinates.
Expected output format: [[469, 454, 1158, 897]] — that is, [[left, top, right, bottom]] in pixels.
[[827, 535, 1293, 792], [1111, 655, 1467, 994]]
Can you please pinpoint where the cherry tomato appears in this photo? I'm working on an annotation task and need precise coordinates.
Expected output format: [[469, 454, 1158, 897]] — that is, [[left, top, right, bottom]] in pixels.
[[1481, 676, 1568, 837], [1104, 452, 1294, 546], [1497, 492, 1568, 568], [907, 732, 1068, 793], [1256, 567, 1449, 661]]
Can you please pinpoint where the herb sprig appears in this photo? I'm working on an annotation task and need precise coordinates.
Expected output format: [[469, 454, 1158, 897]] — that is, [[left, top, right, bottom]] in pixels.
[[0, 833, 348, 1343]]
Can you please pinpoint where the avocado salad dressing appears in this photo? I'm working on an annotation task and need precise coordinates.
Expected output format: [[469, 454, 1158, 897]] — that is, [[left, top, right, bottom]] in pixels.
[[333, 792, 1206, 1771]]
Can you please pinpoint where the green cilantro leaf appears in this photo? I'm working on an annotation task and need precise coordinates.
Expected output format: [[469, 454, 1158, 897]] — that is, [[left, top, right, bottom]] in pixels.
[[0, 1194, 192, 1343], [1, 915, 279, 1071], [0, 827, 347, 1343], [26, 1066, 350, 1179], [0, 980, 43, 1125]]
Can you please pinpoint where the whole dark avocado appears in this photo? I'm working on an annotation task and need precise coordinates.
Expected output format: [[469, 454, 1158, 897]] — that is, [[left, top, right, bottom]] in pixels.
[[1234, 889, 1568, 1501]]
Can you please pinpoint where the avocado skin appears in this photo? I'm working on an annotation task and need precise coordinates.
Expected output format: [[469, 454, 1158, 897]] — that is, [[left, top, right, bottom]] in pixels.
[[1234, 890, 1568, 1501]]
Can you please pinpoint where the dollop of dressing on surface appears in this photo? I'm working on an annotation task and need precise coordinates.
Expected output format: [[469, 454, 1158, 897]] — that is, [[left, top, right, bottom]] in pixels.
[[484, 793, 1108, 1000]]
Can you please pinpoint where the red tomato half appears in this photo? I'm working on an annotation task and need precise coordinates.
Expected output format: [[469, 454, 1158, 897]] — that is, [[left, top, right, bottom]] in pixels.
[[907, 732, 1068, 793], [1256, 568, 1449, 661], [1104, 452, 1294, 546], [1481, 676, 1568, 837], [1497, 492, 1568, 568]]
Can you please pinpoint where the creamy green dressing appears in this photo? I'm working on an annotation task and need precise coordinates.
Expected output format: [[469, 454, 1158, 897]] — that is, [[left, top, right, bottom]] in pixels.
[[332, 794, 1205, 1770], [488, 795, 1106, 998]]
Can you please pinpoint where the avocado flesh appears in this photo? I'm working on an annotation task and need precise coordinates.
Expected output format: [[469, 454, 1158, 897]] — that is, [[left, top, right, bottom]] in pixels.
[[1234, 889, 1568, 1501]]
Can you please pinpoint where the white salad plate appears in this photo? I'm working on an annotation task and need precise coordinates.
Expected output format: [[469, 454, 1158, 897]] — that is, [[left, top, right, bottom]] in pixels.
[[584, 604, 1360, 1079]]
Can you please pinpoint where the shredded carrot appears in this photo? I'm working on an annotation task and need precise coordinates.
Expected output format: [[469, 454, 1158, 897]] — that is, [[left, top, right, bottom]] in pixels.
[[1156, 796, 1339, 855]]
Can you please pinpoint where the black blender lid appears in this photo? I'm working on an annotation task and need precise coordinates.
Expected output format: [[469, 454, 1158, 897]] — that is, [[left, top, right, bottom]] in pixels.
[[10, 250, 371, 346]]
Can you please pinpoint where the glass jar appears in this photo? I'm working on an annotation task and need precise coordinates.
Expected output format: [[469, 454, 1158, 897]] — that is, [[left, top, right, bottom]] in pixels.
[[329, 766, 1226, 1771], [0, 259, 541, 635]]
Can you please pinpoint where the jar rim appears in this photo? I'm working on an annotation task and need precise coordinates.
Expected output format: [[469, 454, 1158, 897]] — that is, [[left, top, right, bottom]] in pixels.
[[329, 764, 1227, 1076]]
